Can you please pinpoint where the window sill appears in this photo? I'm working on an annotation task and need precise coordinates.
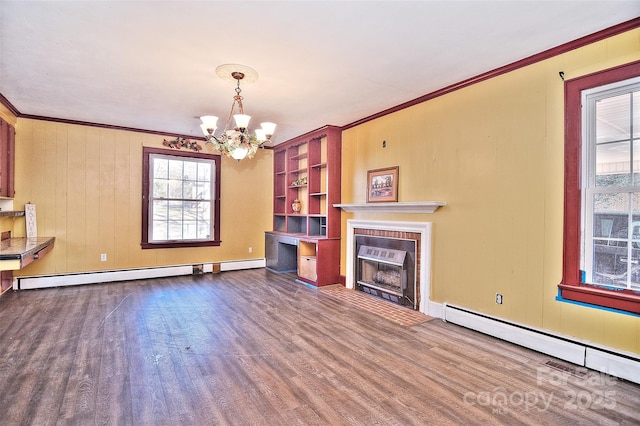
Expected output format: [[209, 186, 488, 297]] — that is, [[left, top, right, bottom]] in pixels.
[[141, 240, 221, 249], [558, 283, 640, 314]]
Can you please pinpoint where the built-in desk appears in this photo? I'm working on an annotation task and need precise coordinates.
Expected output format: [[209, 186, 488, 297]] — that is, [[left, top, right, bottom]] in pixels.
[[0, 237, 56, 271], [265, 231, 340, 286], [265, 232, 300, 273]]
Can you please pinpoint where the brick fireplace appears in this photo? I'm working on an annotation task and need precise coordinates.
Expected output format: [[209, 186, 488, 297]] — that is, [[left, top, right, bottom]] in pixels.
[[355, 231, 419, 309]]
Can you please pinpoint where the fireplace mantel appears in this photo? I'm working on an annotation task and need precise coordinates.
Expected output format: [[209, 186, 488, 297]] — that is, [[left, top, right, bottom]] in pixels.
[[334, 201, 445, 214]]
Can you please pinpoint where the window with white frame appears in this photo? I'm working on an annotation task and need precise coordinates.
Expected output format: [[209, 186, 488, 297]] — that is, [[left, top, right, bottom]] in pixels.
[[582, 77, 640, 292], [142, 147, 220, 248]]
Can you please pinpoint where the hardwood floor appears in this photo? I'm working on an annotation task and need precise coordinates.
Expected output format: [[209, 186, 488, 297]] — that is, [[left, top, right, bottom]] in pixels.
[[0, 268, 638, 425]]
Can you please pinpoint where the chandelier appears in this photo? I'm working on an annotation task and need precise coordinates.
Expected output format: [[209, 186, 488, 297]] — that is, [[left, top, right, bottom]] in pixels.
[[200, 64, 276, 161]]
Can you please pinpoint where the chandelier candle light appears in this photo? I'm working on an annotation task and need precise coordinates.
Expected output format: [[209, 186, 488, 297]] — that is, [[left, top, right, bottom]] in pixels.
[[200, 64, 276, 161]]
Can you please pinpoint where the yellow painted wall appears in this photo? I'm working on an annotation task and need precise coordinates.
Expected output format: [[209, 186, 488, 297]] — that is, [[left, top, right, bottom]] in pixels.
[[341, 29, 640, 354], [12, 119, 273, 276]]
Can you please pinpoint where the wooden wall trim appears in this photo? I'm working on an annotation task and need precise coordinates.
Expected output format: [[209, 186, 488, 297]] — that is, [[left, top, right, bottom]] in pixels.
[[141, 147, 222, 249], [19, 114, 206, 141], [0, 93, 20, 117], [343, 17, 640, 130]]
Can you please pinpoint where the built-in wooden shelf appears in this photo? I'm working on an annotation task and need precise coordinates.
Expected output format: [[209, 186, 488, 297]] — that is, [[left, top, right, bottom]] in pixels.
[[333, 201, 446, 214], [0, 210, 25, 217], [289, 168, 307, 175], [290, 153, 308, 161]]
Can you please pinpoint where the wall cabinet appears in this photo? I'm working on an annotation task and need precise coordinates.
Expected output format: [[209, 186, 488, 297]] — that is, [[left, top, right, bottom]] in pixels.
[[0, 118, 15, 198], [0, 118, 16, 294], [266, 125, 342, 286]]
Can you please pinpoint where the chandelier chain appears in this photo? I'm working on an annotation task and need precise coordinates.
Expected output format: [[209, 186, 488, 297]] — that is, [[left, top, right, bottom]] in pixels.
[[225, 80, 245, 129]]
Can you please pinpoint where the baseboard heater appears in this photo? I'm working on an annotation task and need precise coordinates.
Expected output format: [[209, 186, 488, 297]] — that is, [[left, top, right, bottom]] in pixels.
[[443, 303, 640, 385], [15, 259, 266, 290]]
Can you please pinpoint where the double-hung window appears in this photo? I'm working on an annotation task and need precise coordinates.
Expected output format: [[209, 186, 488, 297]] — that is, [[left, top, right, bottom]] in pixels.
[[142, 147, 221, 248], [583, 77, 640, 291], [559, 61, 640, 314]]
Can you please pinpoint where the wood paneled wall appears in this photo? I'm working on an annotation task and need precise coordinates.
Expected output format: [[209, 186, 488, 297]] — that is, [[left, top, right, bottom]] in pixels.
[[12, 120, 273, 276]]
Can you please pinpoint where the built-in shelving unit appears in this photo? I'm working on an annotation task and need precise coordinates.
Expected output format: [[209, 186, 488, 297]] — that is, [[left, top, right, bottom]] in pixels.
[[266, 125, 342, 286], [271, 125, 341, 238]]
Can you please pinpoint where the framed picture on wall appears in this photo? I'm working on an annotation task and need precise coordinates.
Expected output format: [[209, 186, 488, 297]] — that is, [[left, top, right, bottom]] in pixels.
[[367, 166, 399, 203]]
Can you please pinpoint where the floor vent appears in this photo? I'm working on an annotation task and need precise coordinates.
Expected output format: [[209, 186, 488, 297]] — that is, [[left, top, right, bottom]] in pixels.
[[544, 360, 587, 377]]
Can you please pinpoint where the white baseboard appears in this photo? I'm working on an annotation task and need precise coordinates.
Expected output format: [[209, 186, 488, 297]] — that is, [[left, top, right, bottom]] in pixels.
[[15, 258, 266, 290], [220, 259, 265, 271], [437, 303, 640, 385], [586, 347, 640, 384], [426, 300, 445, 318]]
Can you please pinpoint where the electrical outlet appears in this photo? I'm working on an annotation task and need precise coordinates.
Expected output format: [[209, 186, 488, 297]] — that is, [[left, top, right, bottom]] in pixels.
[[100, 253, 107, 262], [496, 293, 503, 304], [248, 246, 253, 253]]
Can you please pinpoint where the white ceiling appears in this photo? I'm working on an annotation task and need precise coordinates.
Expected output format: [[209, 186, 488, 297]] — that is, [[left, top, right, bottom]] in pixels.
[[1, 1, 638, 145]]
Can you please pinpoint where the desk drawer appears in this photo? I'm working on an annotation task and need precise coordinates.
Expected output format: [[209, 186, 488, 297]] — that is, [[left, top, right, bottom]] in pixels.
[[298, 256, 317, 282]]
